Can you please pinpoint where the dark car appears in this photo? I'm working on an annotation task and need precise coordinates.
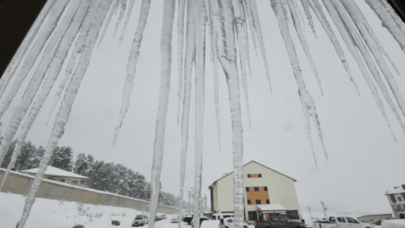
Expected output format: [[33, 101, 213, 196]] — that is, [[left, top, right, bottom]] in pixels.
[[111, 220, 121, 226], [255, 216, 306, 228], [183, 214, 193, 225]]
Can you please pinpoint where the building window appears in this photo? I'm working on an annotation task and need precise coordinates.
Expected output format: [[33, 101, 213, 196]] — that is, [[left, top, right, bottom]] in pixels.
[[247, 200, 251, 205], [258, 174, 262, 177], [256, 199, 261, 205], [254, 187, 259, 191], [398, 196, 403, 201], [248, 211, 258, 221], [266, 199, 270, 204], [247, 174, 251, 178], [264, 187, 268, 191], [246, 187, 249, 192]]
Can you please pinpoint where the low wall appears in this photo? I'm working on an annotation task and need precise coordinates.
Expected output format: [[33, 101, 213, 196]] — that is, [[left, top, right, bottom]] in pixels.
[[0, 169, 178, 214]]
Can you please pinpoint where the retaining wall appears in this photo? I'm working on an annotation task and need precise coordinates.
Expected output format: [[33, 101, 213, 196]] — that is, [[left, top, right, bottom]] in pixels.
[[0, 169, 178, 214]]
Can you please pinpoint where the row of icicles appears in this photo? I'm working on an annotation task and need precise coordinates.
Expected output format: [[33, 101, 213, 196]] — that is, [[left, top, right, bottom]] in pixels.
[[0, 0, 404, 227]]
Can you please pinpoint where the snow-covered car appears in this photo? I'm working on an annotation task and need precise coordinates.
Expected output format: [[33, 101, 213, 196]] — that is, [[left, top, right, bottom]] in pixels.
[[381, 220, 405, 228], [111, 220, 121, 226], [313, 216, 373, 228], [171, 215, 179, 223], [162, 214, 167, 220], [219, 217, 248, 228], [211, 213, 234, 220], [132, 215, 148, 227], [73, 225, 85, 228]]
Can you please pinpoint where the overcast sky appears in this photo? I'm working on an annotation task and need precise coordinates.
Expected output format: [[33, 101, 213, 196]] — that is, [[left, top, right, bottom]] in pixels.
[[2, 0, 405, 218]]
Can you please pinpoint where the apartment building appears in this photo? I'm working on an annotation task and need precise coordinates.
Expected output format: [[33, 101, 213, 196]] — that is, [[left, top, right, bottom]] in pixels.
[[209, 161, 302, 222], [385, 185, 405, 219]]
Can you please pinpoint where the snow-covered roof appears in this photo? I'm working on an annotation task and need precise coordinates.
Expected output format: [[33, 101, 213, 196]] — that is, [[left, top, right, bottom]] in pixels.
[[385, 186, 405, 195], [257, 204, 286, 211], [20, 166, 88, 179]]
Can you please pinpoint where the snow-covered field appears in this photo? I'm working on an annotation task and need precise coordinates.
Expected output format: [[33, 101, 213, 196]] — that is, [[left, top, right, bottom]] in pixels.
[[0, 192, 179, 228]]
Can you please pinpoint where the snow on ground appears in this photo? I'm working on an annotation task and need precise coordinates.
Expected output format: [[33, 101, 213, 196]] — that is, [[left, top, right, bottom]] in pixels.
[[0, 192, 180, 228]]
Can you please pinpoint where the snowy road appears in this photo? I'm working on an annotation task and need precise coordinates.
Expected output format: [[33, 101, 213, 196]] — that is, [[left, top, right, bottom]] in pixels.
[[0, 192, 183, 228]]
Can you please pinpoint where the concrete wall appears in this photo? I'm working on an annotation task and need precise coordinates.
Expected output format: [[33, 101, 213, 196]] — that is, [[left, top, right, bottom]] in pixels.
[[0, 169, 178, 215]]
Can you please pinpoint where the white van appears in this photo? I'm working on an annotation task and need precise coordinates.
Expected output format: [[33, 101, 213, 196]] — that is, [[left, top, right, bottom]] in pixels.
[[211, 213, 234, 220]]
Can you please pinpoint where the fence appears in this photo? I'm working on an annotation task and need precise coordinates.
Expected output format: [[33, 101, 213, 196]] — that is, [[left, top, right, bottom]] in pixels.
[[0, 169, 178, 214]]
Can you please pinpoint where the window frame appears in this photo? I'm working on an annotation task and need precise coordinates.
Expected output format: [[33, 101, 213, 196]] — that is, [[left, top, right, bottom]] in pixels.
[[256, 199, 261, 205], [264, 187, 268, 191], [247, 174, 251, 178], [266, 199, 270, 204], [254, 187, 259, 191], [247, 200, 251, 205], [246, 187, 250, 192]]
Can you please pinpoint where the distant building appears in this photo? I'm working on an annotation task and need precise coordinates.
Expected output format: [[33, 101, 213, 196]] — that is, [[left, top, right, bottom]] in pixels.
[[209, 161, 301, 222], [20, 166, 88, 185], [357, 214, 393, 222], [385, 185, 405, 219]]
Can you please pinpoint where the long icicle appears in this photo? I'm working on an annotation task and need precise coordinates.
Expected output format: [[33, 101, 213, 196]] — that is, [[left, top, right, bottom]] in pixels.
[[0, 1, 84, 167], [301, 0, 317, 37], [17, 1, 112, 227], [340, 0, 405, 118], [248, 0, 272, 93], [113, 0, 151, 146], [306, 0, 360, 96], [0, 0, 57, 100], [210, 0, 245, 227], [271, 0, 326, 165], [0, 0, 93, 192], [148, 0, 175, 227], [322, 0, 398, 136], [97, 0, 118, 47], [243, 0, 258, 54], [119, 0, 136, 46], [177, 1, 196, 227], [176, 0, 186, 125], [192, 0, 206, 227], [208, 0, 222, 152], [0, 0, 70, 119], [113, 0, 127, 37], [287, 0, 323, 95], [233, 0, 251, 127]]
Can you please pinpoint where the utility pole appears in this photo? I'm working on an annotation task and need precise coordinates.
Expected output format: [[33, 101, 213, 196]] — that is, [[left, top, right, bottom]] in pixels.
[[320, 201, 328, 220]]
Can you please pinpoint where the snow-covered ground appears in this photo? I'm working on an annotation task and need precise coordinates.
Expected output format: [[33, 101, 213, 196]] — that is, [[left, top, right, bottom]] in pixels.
[[0, 192, 179, 228]]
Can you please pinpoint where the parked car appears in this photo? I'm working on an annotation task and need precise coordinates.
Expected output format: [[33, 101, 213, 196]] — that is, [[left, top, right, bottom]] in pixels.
[[132, 215, 149, 227], [72, 225, 85, 228], [172, 215, 179, 223], [162, 214, 167, 220], [219, 217, 249, 228], [313, 216, 373, 228], [183, 214, 193, 225], [111, 220, 121, 226], [255, 215, 306, 228], [381, 220, 405, 228], [191, 216, 210, 227], [211, 213, 234, 220]]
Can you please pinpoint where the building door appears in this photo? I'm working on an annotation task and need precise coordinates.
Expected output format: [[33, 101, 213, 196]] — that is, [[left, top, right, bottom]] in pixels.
[[248, 211, 258, 221]]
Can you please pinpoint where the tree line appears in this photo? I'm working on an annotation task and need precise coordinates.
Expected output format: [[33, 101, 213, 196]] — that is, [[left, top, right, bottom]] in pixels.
[[0, 141, 179, 207]]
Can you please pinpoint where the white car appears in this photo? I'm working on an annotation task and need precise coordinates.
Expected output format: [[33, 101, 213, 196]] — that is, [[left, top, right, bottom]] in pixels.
[[219, 217, 248, 228], [132, 215, 149, 227], [381, 220, 405, 228], [211, 213, 234, 220], [171, 215, 179, 223]]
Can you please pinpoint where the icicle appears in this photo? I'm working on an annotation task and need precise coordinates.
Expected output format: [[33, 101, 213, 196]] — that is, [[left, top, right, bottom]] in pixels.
[[192, 0, 206, 227], [0, 0, 70, 119], [209, 0, 245, 227], [98, 0, 118, 47], [243, 0, 258, 54], [17, 1, 112, 227], [301, 0, 317, 37], [322, 0, 399, 136], [114, 0, 127, 37], [330, 0, 405, 132], [364, 0, 402, 73], [0, 0, 92, 192], [112, 0, 151, 146], [0, 0, 84, 167], [340, 0, 405, 117], [176, 0, 186, 125], [286, 0, 323, 95], [306, 0, 360, 96], [208, 0, 222, 152], [177, 1, 196, 228], [119, 0, 136, 46], [271, 0, 327, 163], [233, 0, 251, 127], [0, 0, 57, 100], [148, 0, 175, 227], [247, 0, 272, 93], [293, 0, 305, 28]]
